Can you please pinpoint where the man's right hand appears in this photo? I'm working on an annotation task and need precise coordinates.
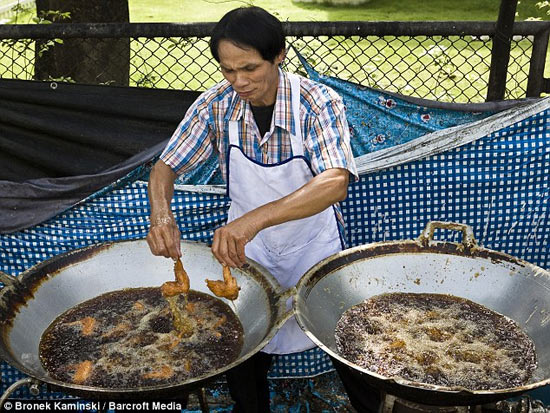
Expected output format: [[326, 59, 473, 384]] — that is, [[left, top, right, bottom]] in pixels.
[[146, 213, 182, 259]]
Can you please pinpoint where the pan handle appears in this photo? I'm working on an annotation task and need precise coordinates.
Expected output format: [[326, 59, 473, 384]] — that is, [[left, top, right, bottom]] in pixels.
[[273, 286, 297, 329], [418, 221, 477, 249]]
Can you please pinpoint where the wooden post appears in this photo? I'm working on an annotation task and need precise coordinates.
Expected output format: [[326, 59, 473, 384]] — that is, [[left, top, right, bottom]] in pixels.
[[486, 0, 518, 101], [526, 27, 550, 97]]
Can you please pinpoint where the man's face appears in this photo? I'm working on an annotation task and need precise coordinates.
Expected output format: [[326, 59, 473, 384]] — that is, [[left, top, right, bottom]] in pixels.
[[217, 39, 284, 107]]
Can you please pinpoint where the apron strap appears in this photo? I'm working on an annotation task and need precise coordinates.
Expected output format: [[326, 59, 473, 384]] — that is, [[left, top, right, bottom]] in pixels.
[[228, 120, 239, 146], [288, 73, 303, 157]]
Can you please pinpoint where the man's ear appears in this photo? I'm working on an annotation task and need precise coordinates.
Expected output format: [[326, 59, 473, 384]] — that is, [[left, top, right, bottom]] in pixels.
[[275, 48, 286, 65]]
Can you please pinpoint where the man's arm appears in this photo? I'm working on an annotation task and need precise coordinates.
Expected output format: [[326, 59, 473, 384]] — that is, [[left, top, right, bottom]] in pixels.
[[146, 160, 181, 259], [212, 167, 349, 267]]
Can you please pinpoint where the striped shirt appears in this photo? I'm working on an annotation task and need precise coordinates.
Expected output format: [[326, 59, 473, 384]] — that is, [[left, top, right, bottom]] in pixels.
[[161, 69, 358, 241]]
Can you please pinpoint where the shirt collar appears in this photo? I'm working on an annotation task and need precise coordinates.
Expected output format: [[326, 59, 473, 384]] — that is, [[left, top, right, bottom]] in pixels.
[[273, 68, 293, 134], [226, 68, 293, 134]]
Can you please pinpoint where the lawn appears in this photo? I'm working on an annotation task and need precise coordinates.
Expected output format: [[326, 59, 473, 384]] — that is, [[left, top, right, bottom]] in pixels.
[[128, 0, 548, 23]]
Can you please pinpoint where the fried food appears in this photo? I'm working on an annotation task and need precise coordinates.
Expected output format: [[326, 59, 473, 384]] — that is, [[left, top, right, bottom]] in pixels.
[[73, 360, 93, 384], [66, 316, 96, 336], [335, 292, 537, 390], [142, 365, 174, 380], [40, 288, 244, 388], [101, 321, 132, 339], [161, 281, 187, 297], [161, 258, 190, 297], [206, 265, 240, 300]]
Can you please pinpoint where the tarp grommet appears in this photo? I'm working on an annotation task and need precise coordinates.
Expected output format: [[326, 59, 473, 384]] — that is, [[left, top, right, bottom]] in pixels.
[[50, 82, 58, 90]]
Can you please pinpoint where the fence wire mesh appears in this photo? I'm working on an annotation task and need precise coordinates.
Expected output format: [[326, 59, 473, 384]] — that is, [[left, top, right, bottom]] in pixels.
[[0, 30, 543, 103]]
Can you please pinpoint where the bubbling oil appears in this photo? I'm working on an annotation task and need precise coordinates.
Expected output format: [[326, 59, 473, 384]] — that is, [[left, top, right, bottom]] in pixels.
[[39, 288, 243, 388], [165, 295, 193, 337], [335, 292, 537, 390]]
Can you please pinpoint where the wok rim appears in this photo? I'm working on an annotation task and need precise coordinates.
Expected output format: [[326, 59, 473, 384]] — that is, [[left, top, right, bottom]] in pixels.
[[294, 237, 550, 399], [0, 239, 287, 397]]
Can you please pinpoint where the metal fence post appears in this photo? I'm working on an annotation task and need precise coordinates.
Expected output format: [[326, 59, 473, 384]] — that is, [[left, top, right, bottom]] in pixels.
[[487, 0, 518, 101]]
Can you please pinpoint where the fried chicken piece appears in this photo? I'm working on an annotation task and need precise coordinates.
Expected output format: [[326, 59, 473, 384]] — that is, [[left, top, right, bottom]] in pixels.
[[101, 321, 132, 339], [142, 365, 174, 380], [161, 281, 187, 297], [166, 335, 182, 350], [66, 316, 96, 336], [206, 265, 240, 300], [185, 301, 196, 313], [161, 258, 190, 297], [213, 314, 226, 329], [174, 258, 190, 289], [72, 360, 93, 384]]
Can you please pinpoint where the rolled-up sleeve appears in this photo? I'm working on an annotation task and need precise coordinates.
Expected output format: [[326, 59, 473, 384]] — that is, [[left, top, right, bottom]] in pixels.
[[160, 96, 214, 177]]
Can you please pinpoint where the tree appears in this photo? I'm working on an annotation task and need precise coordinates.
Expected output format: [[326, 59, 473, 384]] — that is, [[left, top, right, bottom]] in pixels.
[[34, 0, 130, 86]]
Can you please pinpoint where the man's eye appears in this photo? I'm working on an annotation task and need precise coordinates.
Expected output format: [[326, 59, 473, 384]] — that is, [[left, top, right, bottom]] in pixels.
[[222, 68, 233, 74]]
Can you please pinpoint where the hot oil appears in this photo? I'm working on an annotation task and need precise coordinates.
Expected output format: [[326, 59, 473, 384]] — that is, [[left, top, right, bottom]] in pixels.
[[335, 293, 537, 390], [39, 288, 244, 388], [165, 295, 192, 337]]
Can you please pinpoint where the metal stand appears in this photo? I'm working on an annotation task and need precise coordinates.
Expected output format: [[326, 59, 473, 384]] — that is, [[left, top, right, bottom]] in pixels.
[[379, 394, 550, 413], [379, 394, 482, 413], [195, 387, 209, 413], [0, 377, 41, 409]]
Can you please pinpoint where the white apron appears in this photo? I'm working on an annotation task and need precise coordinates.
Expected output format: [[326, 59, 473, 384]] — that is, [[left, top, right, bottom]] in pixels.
[[226, 73, 343, 354]]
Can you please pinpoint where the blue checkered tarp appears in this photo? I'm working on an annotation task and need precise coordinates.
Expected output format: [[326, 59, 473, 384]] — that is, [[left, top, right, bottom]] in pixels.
[[1, 87, 549, 398]]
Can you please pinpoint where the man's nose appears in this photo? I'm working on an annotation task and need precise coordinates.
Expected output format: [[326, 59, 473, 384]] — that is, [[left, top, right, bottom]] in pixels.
[[233, 72, 249, 87]]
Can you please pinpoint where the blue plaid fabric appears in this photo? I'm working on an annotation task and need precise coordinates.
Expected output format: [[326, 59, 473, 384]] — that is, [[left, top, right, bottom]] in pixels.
[[343, 107, 550, 267]]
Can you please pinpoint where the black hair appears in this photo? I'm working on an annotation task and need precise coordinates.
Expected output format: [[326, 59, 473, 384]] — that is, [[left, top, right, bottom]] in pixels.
[[209, 6, 285, 63]]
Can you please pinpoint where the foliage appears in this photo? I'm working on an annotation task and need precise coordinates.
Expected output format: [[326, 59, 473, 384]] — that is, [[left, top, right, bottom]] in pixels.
[[516, 0, 550, 21], [32, 9, 71, 24]]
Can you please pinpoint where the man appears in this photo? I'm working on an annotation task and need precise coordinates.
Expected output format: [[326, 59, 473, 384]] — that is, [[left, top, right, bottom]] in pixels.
[[146, 6, 376, 412]]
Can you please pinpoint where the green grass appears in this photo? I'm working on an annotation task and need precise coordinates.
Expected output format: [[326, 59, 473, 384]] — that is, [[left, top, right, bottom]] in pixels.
[[128, 0, 549, 23]]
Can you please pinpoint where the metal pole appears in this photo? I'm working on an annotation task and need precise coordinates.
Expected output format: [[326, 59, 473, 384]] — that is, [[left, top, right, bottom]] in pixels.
[[486, 0, 519, 101]]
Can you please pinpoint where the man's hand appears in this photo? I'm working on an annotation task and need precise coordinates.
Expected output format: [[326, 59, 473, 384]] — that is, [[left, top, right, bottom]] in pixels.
[[211, 214, 261, 268], [147, 213, 182, 259]]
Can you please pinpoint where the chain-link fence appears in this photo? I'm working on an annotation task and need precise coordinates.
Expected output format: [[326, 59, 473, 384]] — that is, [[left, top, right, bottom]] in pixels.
[[0, 21, 549, 103]]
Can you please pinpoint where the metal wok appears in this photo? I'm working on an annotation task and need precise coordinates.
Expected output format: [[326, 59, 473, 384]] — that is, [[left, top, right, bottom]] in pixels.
[[0, 239, 290, 400], [294, 221, 550, 406]]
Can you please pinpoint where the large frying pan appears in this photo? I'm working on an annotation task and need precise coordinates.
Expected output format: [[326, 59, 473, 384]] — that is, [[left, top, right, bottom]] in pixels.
[[294, 221, 550, 406], [0, 240, 291, 400]]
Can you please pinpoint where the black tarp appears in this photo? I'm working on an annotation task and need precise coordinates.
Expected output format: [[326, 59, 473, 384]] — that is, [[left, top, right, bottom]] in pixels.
[[0, 79, 200, 234]]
